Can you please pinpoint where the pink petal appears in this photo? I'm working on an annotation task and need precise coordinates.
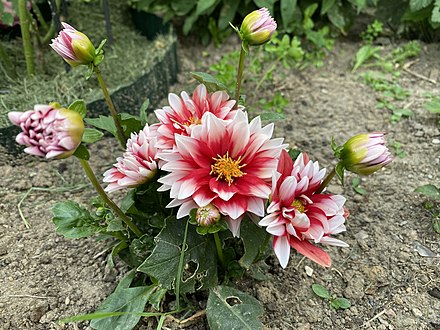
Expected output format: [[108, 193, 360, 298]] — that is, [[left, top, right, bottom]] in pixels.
[[273, 236, 290, 268], [289, 238, 331, 267]]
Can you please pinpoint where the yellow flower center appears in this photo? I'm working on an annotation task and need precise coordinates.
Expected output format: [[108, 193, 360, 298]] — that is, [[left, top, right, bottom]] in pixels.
[[184, 116, 202, 126], [291, 199, 305, 213], [210, 152, 246, 186]]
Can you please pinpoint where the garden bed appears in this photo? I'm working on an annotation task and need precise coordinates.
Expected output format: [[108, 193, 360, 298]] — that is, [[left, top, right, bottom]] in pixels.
[[0, 0, 178, 156], [0, 34, 439, 330]]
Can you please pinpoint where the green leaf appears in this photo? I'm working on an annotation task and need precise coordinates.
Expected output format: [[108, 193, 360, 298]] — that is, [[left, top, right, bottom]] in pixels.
[[90, 284, 156, 330], [409, 0, 432, 11], [352, 45, 381, 72], [280, 0, 297, 29], [120, 113, 142, 136], [287, 148, 301, 161], [312, 284, 331, 299], [191, 72, 228, 93], [321, 0, 336, 15], [424, 98, 440, 113], [137, 217, 217, 294], [73, 144, 90, 160], [218, 1, 239, 30], [1, 13, 14, 26], [259, 112, 285, 121], [196, 0, 217, 16], [85, 115, 117, 137], [330, 297, 351, 309], [82, 128, 104, 143], [52, 201, 100, 239], [415, 184, 440, 199], [68, 100, 87, 118], [253, 0, 276, 14], [139, 99, 150, 126], [206, 286, 264, 330], [432, 3, 440, 22], [327, 4, 348, 33], [107, 218, 125, 232], [239, 218, 267, 269], [433, 218, 440, 234]]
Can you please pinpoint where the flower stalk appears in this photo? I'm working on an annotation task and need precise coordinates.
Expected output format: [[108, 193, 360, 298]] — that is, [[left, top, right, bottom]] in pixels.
[[213, 232, 225, 269], [233, 47, 246, 109], [78, 158, 142, 238], [316, 167, 336, 194], [93, 66, 127, 145], [18, 0, 34, 76]]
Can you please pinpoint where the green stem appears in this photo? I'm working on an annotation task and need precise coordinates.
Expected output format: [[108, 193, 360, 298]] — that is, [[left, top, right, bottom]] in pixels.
[[30, 0, 48, 32], [233, 46, 246, 109], [175, 219, 189, 311], [93, 66, 127, 145], [18, 0, 35, 76], [0, 41, 17, 79], [213, 232, 225, 269], [316, 167, 336, 194], [78, 159, 142, 238], [42, 22, 56, 45]]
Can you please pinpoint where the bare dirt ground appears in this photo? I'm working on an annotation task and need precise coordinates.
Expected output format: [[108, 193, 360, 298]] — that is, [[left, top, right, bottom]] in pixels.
[[0, 36, 439, 330]]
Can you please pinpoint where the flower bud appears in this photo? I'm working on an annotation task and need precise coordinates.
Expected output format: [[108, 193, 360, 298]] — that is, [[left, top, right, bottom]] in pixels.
[[50, 22, 95, 67], [8, 105, 84, 159], [196, 204, 221, 227], [240, 8, 277, 46], [338, 133, 392, 175]]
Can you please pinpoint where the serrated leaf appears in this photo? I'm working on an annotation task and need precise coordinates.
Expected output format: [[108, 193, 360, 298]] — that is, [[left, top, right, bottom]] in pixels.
[[330, 297, 351, 309], [120, 113, 142, 137], [90, 283, 156, 330], [137, 217, 217, 294], [311, 284, 331, 299], [52, 201, 100, 239], [82, 128, 104, 143], [239, 218, 267, 269], [68, 100, 87, 118], [191, 72, 228, 93], [352, 45, 381, 72], [107, 218, 125, 232], [415, 184, 440, 199], [85, 115, 117, 137], [206, 286, 264, 330]]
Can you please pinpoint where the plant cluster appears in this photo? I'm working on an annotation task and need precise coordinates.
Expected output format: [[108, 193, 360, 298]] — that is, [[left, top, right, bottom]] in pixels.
[[8, 7, 393, 330], [130, 0, 366, 45]]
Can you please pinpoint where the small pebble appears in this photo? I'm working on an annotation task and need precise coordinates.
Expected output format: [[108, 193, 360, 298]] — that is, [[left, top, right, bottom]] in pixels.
[[432, 138, 440, 144], [305, 266, 314, 277], [412, 308, 422, 317]]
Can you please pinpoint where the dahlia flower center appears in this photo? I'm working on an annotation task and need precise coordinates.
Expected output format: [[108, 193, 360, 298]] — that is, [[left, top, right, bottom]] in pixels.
[[185, 116, 201, 126], [291, 199, 305, 213], [210, 152, 246, 186]]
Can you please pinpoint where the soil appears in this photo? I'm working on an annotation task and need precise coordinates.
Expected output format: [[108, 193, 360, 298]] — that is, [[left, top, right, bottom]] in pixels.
[[0, 34, 439, 330]]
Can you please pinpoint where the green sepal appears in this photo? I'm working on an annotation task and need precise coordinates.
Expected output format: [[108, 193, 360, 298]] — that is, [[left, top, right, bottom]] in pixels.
[[85, 63, 94, 80], [94, 39, 107, 66], [335, 161, 345, 185], [196, 219, 228, 235], [93, 54, 105, 66], [189, 208, 198, 225], [73, 144, 90, 160], [241, 41, 249, 55], [68, 99, 87, 118], [331, 136, 343, 157], [229, 21, 240, 34]]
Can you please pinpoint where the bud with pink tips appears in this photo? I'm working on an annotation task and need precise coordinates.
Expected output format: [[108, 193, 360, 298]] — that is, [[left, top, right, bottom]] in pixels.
[[239, 7, 277, 46], [337, 133, 393, 176], [8, 104, 84, 159], [50, 22, 96, 67]]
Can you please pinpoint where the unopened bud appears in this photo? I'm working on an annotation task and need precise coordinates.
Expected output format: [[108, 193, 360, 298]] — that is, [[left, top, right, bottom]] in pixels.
[[196, 204, 221, 227], [239, 8, 277, 46]]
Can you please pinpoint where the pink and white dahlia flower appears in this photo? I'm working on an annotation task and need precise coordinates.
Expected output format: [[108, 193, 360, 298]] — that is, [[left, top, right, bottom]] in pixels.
[[158, 110, 285, 236], [8, 105, 84, 159], [154, 84, 238, 151], [103, 125, 158, 193], [259, 150, 349, 268], [50, 22, 96, 67]]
